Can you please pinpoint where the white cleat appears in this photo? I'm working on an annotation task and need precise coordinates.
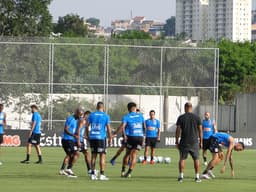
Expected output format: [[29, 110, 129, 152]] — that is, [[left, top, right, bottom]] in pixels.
[[208, 170, 216, 178], [99, 174, 109, 181], [59, 169, 68, 176], [91, 174, 98, 180], [204, 161, 208, 166], [201, 174, 211, 180], [65, 169, 77, 178], [0, 161, 2, 166]]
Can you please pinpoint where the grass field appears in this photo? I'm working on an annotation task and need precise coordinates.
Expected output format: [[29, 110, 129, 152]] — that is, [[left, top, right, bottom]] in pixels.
[[0, 147, 255, 192]]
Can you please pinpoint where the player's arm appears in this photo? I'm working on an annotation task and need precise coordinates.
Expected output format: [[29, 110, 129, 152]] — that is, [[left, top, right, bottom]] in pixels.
[[221, 137, 235, 174], [85, 121, 90, 140], [198, 124, 203, 149], [157, 121, 161, 141], [213, 121, 217, 133], [229, 152, 235, 176], [120, 123, 127, 141], [30, 117, 36, 137], [106, 124, 112, 146], [112, 124, 123, 136], [76, 119, 84, 147], [175, 125, 181, 149]]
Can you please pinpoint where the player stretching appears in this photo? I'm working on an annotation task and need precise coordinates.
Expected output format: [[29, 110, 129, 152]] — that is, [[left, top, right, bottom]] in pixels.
[[21, 105, 43, 164], [86, 102, 112, 180], [142, 110, 160, 165], [202, 112, 217, 166], [201, 132, 244, 179], [76, 110, 92, 175], [59, 108, 83, 178], [120, 102, 145, 178], [0, 104, 7, 165]]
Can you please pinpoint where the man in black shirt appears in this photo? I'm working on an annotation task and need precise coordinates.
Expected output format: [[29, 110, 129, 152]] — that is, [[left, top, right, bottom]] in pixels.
[[175, 102, 202, 183]]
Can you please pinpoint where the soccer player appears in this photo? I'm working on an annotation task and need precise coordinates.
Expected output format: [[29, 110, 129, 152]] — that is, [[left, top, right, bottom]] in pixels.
[[85, 102, 112, 180], [0, 104, 7, 165], [109, 107, 142, 166], [201, 132, 245, 179], [142, 110, 160, 165], [76, 110, 92, 175], [175, 102, 202, 182], [59, 107, 83, 178], [202, 112, 217, 166], [21, 105, 43, 164], [120, 102, 145, 178]]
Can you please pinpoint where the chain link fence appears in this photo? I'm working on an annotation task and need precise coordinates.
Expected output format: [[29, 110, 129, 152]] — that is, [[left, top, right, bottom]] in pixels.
[[0, 37, 218, 132]]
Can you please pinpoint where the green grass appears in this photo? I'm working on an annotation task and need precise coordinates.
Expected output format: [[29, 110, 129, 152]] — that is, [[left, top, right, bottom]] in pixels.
[[0, 147, 255, 192]]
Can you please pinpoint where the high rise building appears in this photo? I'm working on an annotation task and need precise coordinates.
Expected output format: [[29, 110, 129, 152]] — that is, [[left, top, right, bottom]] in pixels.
[[176, 0, 252, 42]]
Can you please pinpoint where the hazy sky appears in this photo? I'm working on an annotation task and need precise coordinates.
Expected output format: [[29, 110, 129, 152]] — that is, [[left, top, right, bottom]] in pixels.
[[49, 0, 176, 27]]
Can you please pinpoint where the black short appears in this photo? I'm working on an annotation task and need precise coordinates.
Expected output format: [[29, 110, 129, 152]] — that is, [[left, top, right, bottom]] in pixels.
[[62, 139, 78, 155], [0, 134, 3, 144], [209, 136, 222, 153], [179, 144, 200, 160], [28, 133, 41, 145], [145, 137, 157, 148], [121, 138, 127, 146], [127, 136, 143, 151], [79, 142, 88, 152], [203, 138, 211, 150], [90, 139, 106, 154]]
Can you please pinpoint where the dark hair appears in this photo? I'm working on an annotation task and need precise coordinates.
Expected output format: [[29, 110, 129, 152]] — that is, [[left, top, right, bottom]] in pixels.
[[149, 110, 155, 114], [30, 104, 38, 110], [185, 102, 192, 109], [84, 110, 91, 115], [127, 102, 136, 112], [0, 103, 3, 107], [96, 102, 104, 110], [238, 142, 245, 149]]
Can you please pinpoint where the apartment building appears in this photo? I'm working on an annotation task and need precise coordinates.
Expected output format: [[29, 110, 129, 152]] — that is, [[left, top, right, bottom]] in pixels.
[[176, 0, 252, 42]]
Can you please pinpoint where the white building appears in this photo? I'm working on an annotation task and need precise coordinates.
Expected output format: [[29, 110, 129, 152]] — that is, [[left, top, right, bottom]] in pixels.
[[176, 0, 252, 42]]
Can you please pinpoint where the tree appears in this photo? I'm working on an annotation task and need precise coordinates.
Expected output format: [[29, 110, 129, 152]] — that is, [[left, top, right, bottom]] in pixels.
[[113, 30, 152, 40], [86, 17, 100, 27], [164, 16, 175, 36], [53, 14, 88, 37], [0, 0, 52, 36]]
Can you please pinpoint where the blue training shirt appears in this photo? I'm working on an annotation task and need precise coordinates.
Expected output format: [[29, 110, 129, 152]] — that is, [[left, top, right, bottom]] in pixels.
[[202, 119, 215, 139], [145, 118, 160, 138], [88, 111, 110, 140], [32, 111, 42, 134], [212, 132, 231, 147], [62, 115, 78, 141], [0, 112, 5, 134], [122, 111, 144, 137]]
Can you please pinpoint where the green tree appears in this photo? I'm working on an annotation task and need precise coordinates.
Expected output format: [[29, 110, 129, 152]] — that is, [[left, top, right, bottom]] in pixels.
[[53, 14, 88, 37], [86, 17, 100, 27], [164, 16, 175, 36], [218, 40, 256, 103], [114, 30, 152, 40], [0, 0, 52, 36]]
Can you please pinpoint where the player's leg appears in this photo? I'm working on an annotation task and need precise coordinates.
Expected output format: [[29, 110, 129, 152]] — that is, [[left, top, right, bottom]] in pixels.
[[121, 148, 131, 177], [150, 138, 157, 164], [190, 146, 201, 182], [178, 146, 188, 182], [20, 138, 32, 163], [0, 134, 3, 165], [110, 143, 125, 165], [65, 141, 79, 177], [124, 136, 143, 178], [34, 134, 42, 164], [83, 150, 91, 172], [143, 146, 149, 164]]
